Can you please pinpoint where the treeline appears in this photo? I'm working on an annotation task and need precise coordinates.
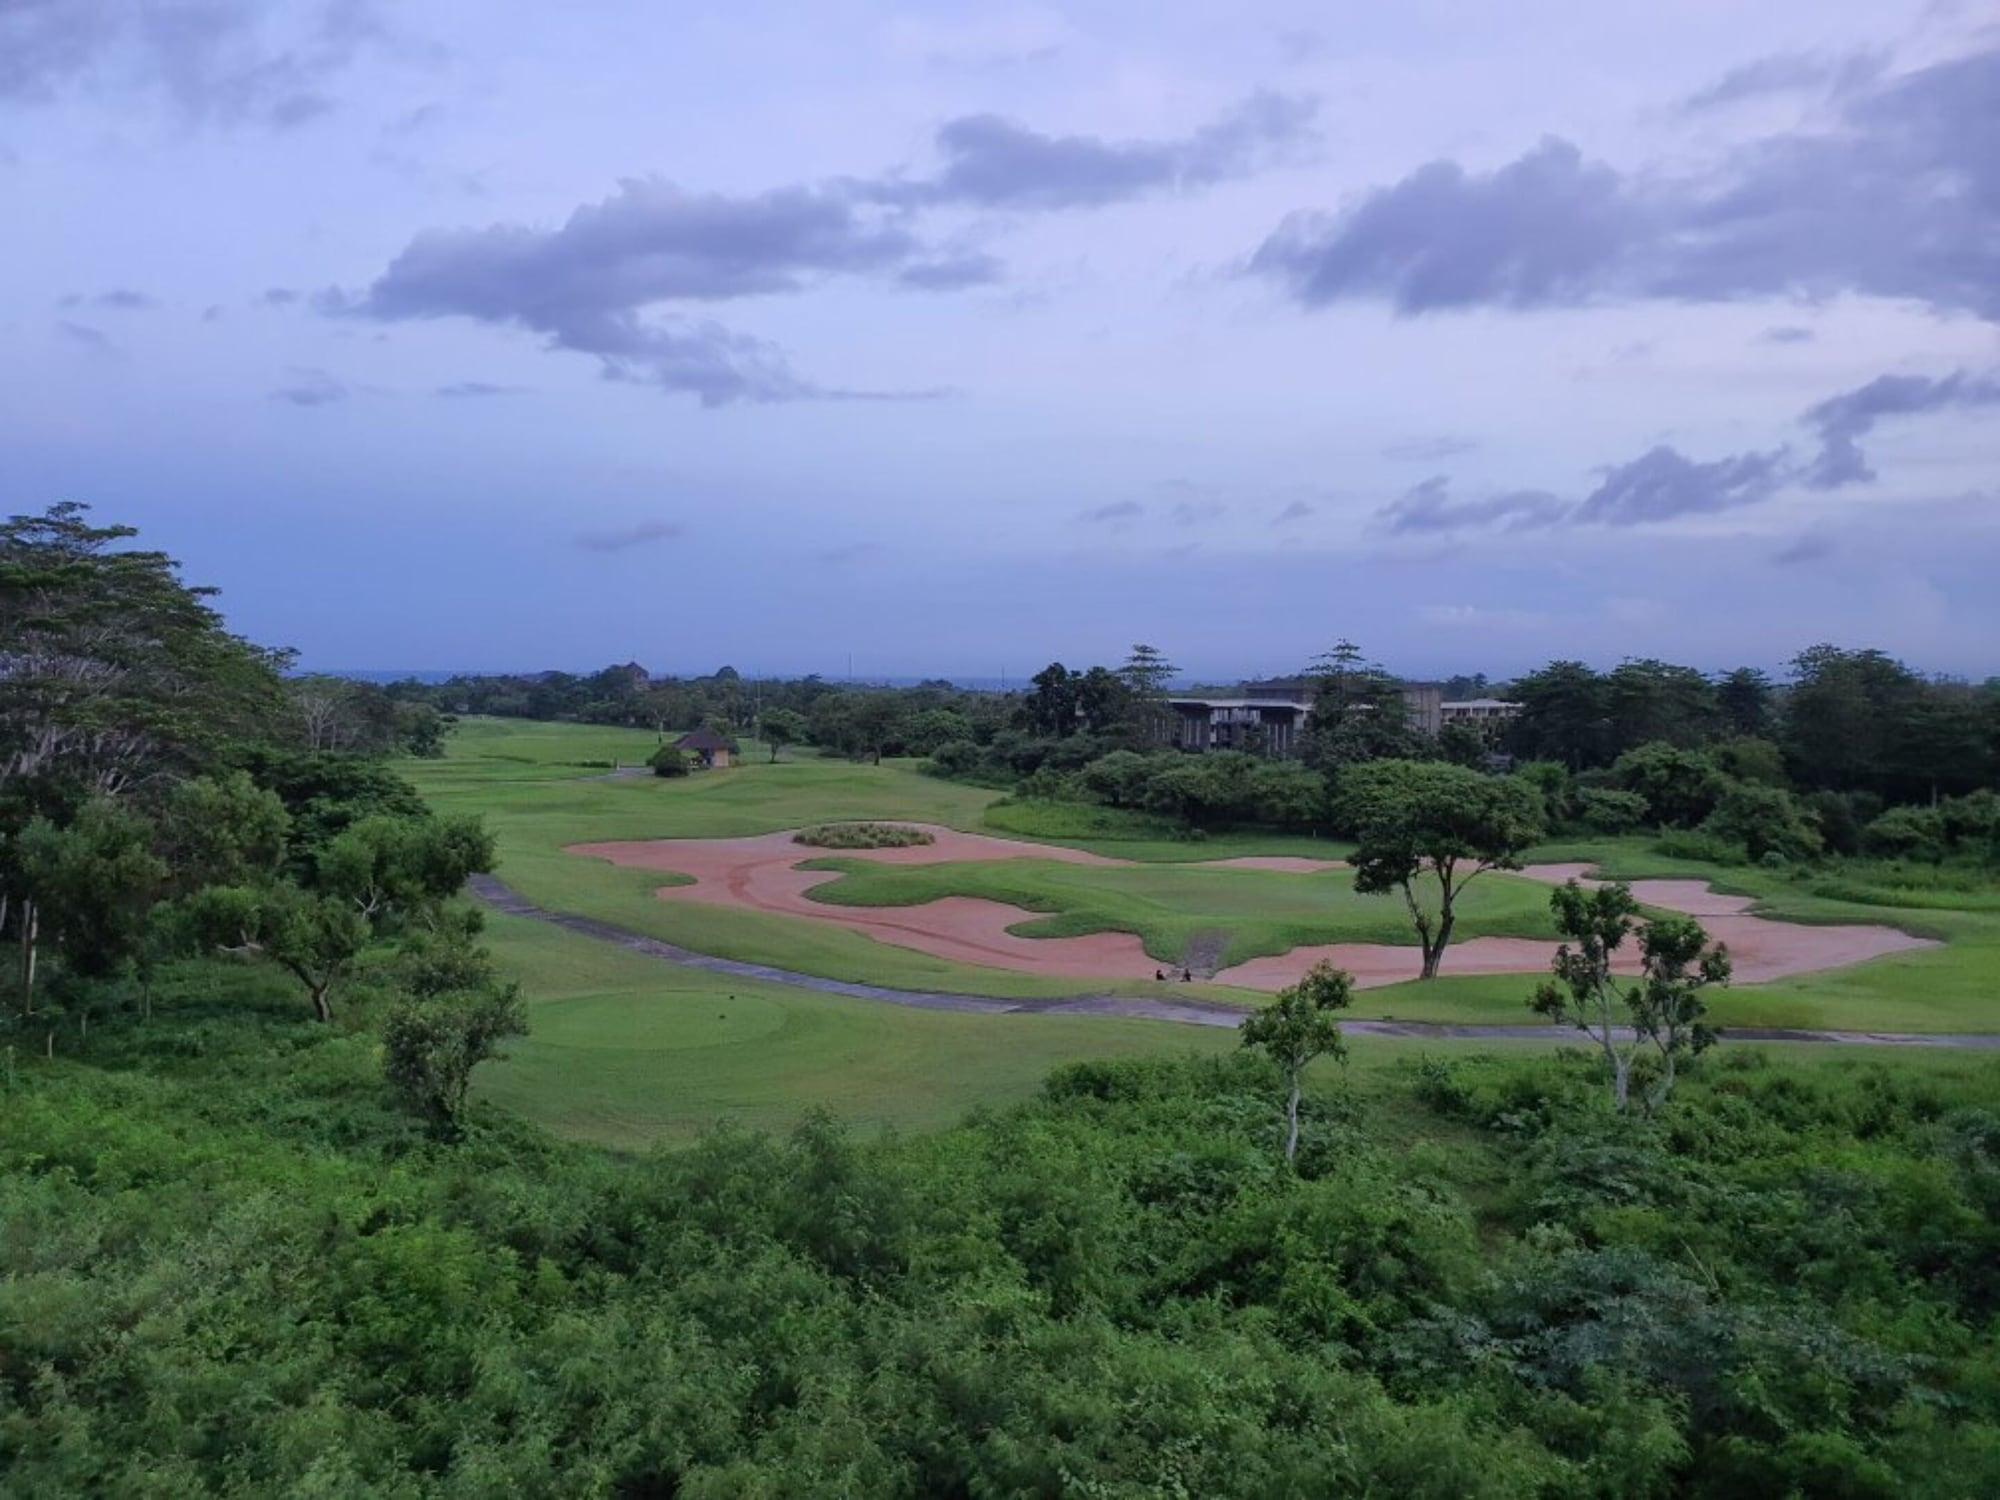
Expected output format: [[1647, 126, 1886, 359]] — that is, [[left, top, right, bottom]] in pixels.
[[1, 504, 511, 1129]]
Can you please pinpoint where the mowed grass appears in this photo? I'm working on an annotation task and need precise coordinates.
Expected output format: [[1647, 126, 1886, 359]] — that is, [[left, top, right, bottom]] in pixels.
[[478, 914, 1991, 1146], [801, 856, 1560, 967], [417, 719, 2000, 1033], [475, 913, 1237, 1147]]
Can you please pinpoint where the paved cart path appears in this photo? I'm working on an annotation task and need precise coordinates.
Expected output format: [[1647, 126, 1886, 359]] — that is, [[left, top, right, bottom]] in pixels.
[[470, 873, 1998, 1050]]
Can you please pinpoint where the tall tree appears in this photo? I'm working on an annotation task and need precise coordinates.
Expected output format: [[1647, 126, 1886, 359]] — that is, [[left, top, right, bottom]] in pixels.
[[1340, 761, 1543, 979], [1505, 661, 1610, 769], [1715, 667, 1774, 737], [1603, 658, 1718, 752], [759, 707, 807, 762], [1023, 663, 1079, 737], [1239, 960, 1352, 1165]]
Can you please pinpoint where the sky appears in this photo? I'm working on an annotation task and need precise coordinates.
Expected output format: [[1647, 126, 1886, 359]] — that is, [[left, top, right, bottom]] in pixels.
[[3, 1, 1997, 683]]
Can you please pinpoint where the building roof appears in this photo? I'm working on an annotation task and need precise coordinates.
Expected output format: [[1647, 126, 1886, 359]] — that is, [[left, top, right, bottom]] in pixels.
[[1441, 698, 1521, 710], [1167, 697, 1310, 712], [674, 726, 734, 752]]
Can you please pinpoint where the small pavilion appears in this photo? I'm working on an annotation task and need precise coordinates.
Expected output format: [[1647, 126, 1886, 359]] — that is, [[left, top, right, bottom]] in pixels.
[[674, 726, 735, 769]]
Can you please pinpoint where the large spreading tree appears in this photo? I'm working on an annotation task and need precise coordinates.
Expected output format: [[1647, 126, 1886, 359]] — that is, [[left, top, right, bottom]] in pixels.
[[1338, 760, 1543, 979]]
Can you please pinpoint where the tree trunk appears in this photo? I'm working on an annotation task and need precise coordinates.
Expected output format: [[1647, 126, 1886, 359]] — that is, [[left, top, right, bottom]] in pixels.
[[19, 901, 37, 1017], [1284, 1073, 1302, 1165], [310, 982, 334, 1024], [1611, 1051, 1631, 1113], [1420, 909, 1455, 979]]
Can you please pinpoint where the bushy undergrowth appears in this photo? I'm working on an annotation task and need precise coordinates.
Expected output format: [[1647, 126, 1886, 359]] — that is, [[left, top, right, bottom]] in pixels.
[[4, 979, 2000, 1496], [792, 821, 936, 849]]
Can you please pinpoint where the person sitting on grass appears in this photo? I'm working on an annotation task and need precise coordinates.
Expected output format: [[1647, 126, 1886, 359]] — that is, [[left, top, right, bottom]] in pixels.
[[1155, 968, 1166, 981], [1181, 967, 1193, 983]]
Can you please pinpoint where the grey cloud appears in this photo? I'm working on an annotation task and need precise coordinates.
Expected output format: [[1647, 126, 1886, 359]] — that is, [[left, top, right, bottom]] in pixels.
[[1252, 47, 2000, 320], [56, 320, 117, 353], [260, 287, 302, 307], [576, 520, 685, 553], [896, 253, 1005, 289], [1382, 434, 1478, 462], [348, 177, 932, 403], [1678, 49, 1884, 112], [344, 95, 1313, 402], [0, 0, 386, 128], [1573, 445, 1789, 524], [902, 91, 1314, 211], [1773, 532, 1835, 566], [434, 380, 528, 398], [1759, 324, 1815, 344], [62, 288, 157, 311], [1081, 500, 1143, 523], [1379, 362, 1999, 535], [1272, 499, 1314, 523], [1169, 499, 1225, 525], [270, 367, 347, 406], [1801, 369, 2000, 488], [1382, 477, 1569, 534]]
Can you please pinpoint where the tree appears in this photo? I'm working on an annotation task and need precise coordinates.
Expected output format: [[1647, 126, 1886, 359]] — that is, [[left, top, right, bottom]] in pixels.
[[650, 745, 691, 778], [1505, 661, 1610, 769], [903, 708, 972, 757], [759, 708, 807, 762], [176, 881, 369, 1024], [1023, 663, 1079, 737], [382, 922, 527, 1138], [1117, 645, 1178, 742], [1301, 640, 1417, 771], [1340, 761, 1543, 979], [13, 799, 166, 1043], [1073, 666, 1132, 734], [1603, 659, 1718, 753], [156, 771, 289, 892], [1701, 782, 1824, 863], [1531, 880, 1729, 1113], [1716, 667, 1774, 737], [847, 693, 907, 765], [1239, 960, 1353, 1165], [1611, 742, 1727, 827]]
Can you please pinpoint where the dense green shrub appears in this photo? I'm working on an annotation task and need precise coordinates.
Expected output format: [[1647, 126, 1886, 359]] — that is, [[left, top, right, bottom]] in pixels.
[[648, 744, 691, 777], [793, 822, 937, 849], [1701, 781, 1825, 863], [1574, 786, 1649, 833]]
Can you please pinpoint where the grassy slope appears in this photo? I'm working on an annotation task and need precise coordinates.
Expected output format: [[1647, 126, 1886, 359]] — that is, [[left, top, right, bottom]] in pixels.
[[417, 719, 2000, 1035]]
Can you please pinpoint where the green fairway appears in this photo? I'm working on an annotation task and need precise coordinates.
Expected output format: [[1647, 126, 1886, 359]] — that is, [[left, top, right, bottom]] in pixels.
[[475, 913, 1238, 1146], [799, 854, 1559, 967], [414, 719, 1999, 1037]]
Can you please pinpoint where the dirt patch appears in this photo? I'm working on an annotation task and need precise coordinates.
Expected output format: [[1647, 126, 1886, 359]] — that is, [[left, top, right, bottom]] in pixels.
[[564, 831, 1936, 992]]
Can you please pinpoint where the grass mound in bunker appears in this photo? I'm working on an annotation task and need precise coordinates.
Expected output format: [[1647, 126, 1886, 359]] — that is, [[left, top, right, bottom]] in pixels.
[[794, 822, 938, 850]]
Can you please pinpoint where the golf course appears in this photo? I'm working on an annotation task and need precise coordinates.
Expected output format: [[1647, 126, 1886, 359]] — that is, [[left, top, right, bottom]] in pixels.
[[409, 717, 1998, 1146]]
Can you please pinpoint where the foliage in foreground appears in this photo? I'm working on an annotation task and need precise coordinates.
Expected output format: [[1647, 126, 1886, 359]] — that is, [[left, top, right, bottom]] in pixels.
[[4, 985, 1999, 1497]]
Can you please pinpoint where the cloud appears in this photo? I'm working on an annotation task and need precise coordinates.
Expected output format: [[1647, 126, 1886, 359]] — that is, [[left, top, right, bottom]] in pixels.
[[270, 367, 347, 406], [259, 287, 302, 307], [1772, 532, 1834, 566], [0, 0, 388, 128], [61, 288, 157, 311], [345, 177, 941, 403], [899, 91, 1315, 211], [1168, 498, 1225, 525], [1081, 500, 1143, 523], [1758, 324, 1815, 344], [1381, 434, 1478, 462], [56, 319, 118, 354], [1272, 499, 1314, 523], [1374, 363, 1998, 535], [1250, 46, 2000, 321], [576, 519, 686, 553], [1800, 369, 2000, 488], [1382, 477, 1568, 534], [1677, 49, 1884, 112], [434, 380, 528, 398], [342, 94, 1309, 403], [1572, 445, 1789, 524]]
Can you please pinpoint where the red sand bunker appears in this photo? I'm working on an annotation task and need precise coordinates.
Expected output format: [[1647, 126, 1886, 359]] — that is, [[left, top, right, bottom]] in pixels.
[[565, 830, 1934, 992]]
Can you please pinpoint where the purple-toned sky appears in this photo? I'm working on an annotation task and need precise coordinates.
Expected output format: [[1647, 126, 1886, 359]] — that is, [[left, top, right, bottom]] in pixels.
[[4, 1, 1996, 681]]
